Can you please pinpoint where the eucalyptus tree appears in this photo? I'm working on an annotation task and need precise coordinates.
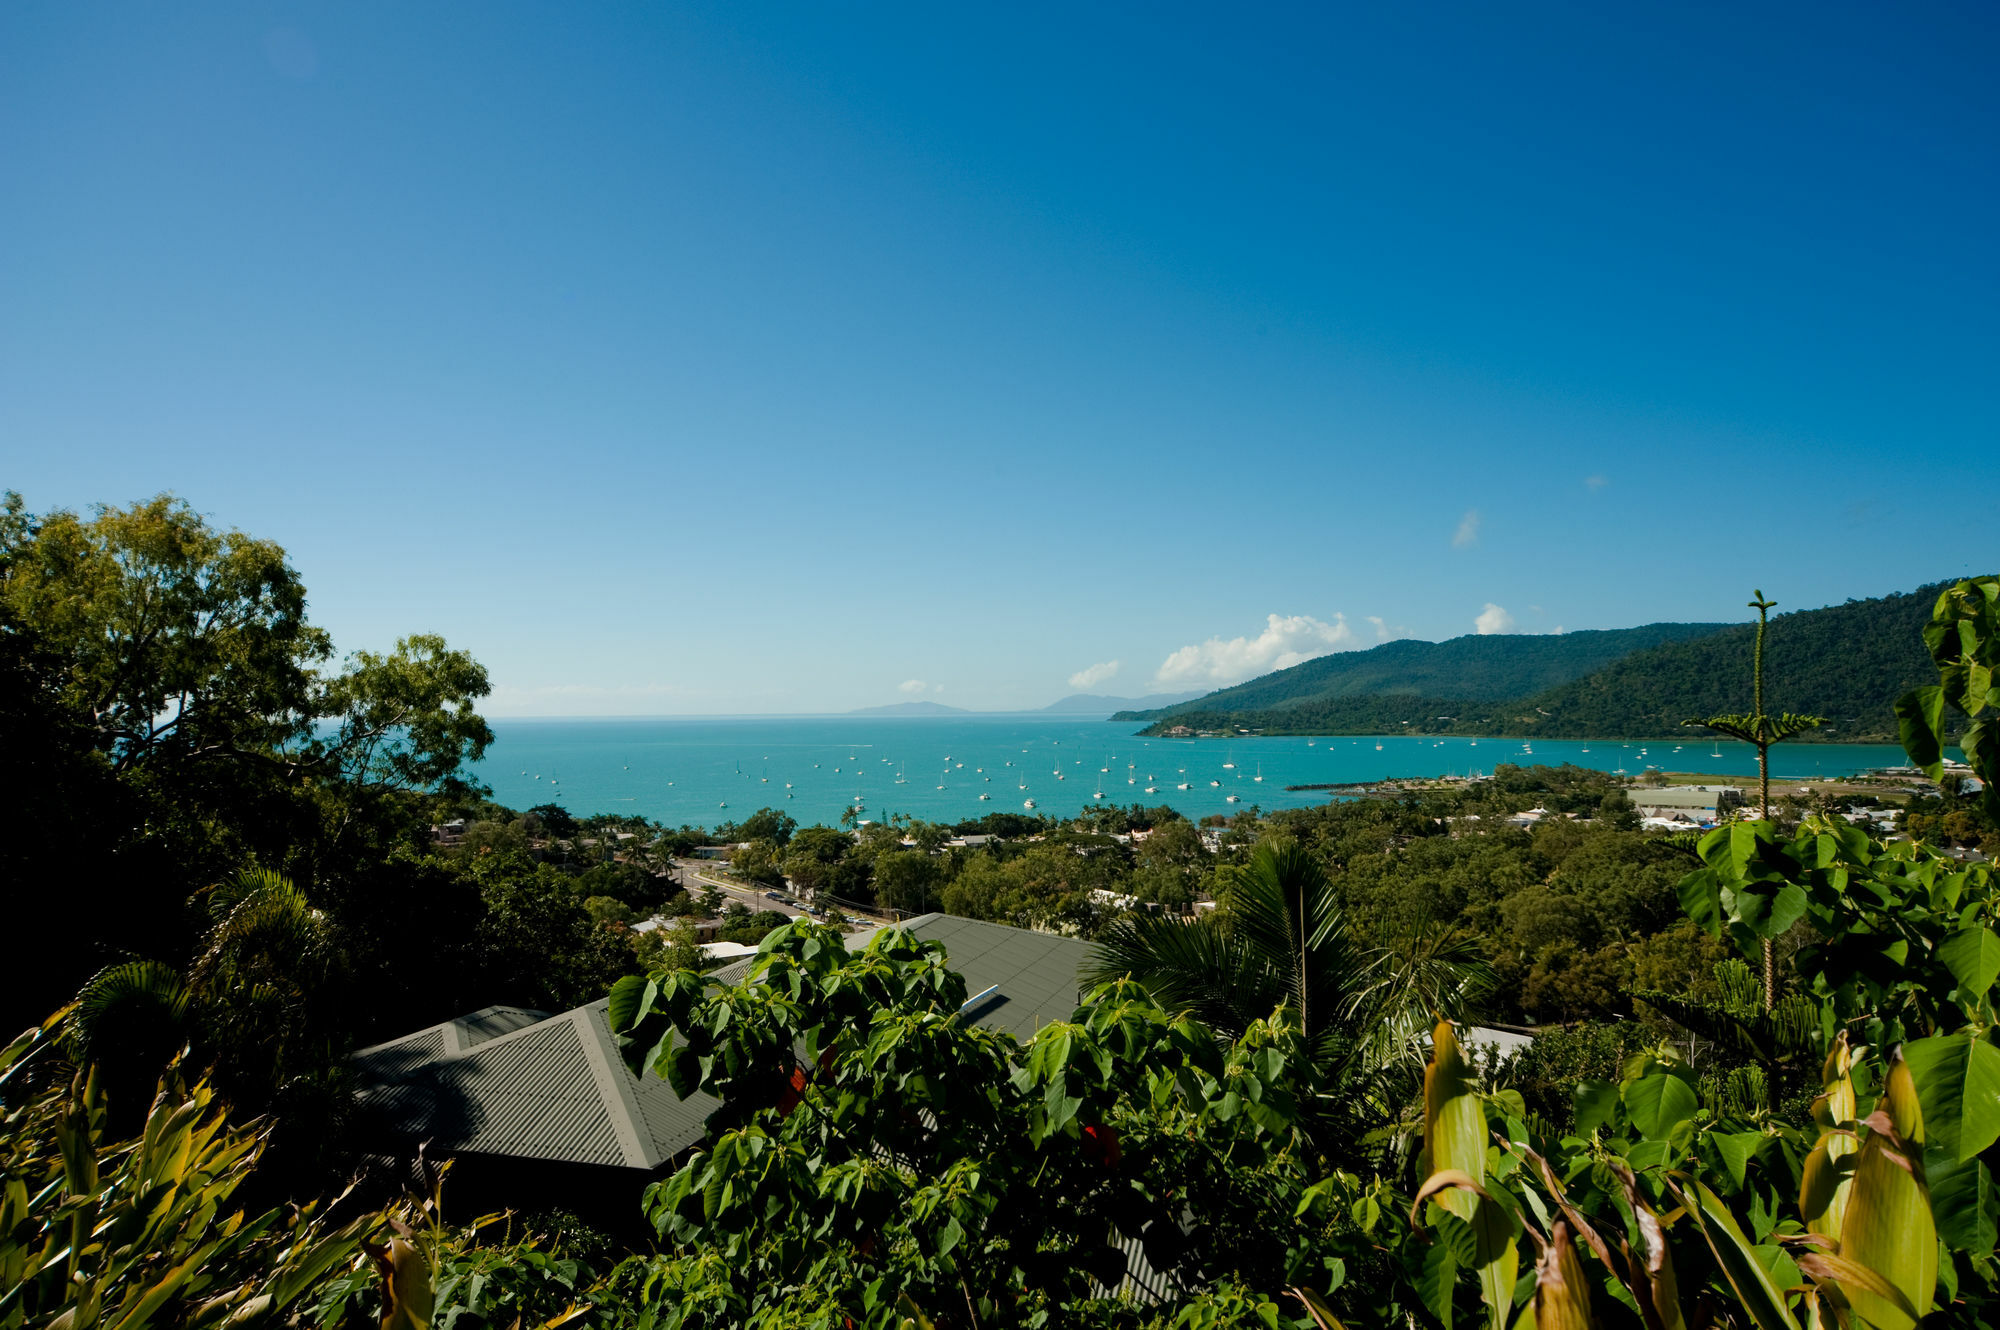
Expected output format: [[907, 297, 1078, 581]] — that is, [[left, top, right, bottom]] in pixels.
[[0, 492, 492, 1026]]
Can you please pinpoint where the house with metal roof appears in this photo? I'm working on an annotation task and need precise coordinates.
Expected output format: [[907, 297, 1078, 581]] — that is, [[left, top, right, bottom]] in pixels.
[[351, 914, 1092, 1229]]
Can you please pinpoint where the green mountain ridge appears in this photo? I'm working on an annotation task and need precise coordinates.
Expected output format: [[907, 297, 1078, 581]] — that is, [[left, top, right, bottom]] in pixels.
[[1114, 622, 1725, 721], [1127, 583, 1957, 742]]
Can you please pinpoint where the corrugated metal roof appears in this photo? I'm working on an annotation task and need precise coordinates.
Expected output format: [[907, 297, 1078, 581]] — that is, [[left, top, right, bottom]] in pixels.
[[356, 1015, 624, 1167], [456, 1005, 552, 1048]]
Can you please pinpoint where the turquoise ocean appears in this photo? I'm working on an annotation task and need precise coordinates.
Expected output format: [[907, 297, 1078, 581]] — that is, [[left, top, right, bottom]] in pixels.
[[470, 717, 1925, 830]]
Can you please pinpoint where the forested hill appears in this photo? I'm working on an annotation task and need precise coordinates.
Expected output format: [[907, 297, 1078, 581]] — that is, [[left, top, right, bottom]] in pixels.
[[1127, 584, 1955, 741], [1113, 621, 1726, 722], [1491, 583, 1947, 741]]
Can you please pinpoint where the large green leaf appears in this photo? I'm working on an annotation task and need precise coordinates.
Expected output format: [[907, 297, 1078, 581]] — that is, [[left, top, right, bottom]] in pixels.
[[1937, 927, 2000, 1001], [1894, 686, 1946, 779], [1839, 1059, 1937, 1330], [1624, 1072, 1697, 1141], [1705, 1131, 1764, 1191], [1926, 1153, 1995, 1253], [1903, 1033, 2000, 1163], [1676, 1180, 1800, 1330]]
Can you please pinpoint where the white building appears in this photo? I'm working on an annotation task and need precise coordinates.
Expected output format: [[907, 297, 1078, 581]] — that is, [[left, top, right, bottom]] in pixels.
[[1629, 786, 1741, 825]]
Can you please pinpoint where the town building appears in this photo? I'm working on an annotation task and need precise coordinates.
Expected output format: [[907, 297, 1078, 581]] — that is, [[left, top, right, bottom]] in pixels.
[[1627, 785, 1741, 825]]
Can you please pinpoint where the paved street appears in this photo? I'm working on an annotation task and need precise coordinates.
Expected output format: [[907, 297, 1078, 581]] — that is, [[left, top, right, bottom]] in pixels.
[[671, 858, 812, 920]]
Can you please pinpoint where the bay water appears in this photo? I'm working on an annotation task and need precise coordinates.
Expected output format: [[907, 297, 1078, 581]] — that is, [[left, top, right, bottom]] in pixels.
[[470, 717, 1922, 830]]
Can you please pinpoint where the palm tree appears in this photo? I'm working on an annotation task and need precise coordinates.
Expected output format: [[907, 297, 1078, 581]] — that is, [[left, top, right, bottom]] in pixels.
[[67, 868, 346, 1123], [1085, 837, 1490, 1157]]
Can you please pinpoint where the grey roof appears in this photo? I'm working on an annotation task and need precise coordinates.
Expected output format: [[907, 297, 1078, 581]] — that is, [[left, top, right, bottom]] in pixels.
[[894, 913, 1092, 1040], [355, 915, 1093, 1170], [1631, 786, 1736, 809], [354, 1001, 716, 1170]]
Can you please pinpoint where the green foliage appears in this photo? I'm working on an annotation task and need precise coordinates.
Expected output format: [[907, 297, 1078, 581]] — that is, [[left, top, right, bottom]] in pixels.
[[1123, 622, 1729, 722], [0, 492, 493, 1048], [1087, 837, 1490, 1163], [608, 922, 1372, 1328], [0, 1018, 380, 1330], [1897, 575, 2000, 820], [1137, 584, 1943, 740]]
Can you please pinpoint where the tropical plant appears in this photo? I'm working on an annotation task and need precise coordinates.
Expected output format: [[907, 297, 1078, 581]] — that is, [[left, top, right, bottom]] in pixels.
[[609, 919, 1362, 1329], [1084, 837, 1491, 1157], [1409, 1007, 1992, 1330], [1897, 575, 2000, 820], [0, 1015, 378, 1330], [65, 868, 350, 1132], [1684, 590, 1825, 1010]]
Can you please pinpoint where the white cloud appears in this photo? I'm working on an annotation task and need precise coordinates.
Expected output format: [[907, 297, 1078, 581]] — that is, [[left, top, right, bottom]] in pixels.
[[1153, 614, 1354, 687], [898, 679, 927, 694], [1365, 616, 1408, 642], [1474, 604, 1517, 635], [1452, 509, 1480, 548], [1068, 659, 1121, 689], [1585, 475, 1609, 491]]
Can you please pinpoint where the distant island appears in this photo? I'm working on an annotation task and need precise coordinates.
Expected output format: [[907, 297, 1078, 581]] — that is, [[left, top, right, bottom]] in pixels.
[[846, 691, 1204, 719], [845, 700, 972, 717], [1117, 583, 1953, 743]]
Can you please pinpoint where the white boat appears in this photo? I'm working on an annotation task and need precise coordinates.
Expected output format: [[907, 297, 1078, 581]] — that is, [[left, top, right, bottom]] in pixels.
[[718, 801, 727, 808], [979, 793, 990, 800], [1374, 741, 1384, 751], [1176, 782, 1190, 790], [1253, 763, 1263, 783], [1023, 798, 1036, 809], [1225, 794, 1239, 803], [1209, 779, 1221, 787], [1145, 786, 1158, 794]]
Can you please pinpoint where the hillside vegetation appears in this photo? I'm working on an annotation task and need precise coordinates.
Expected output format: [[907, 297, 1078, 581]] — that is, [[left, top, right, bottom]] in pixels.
[[1114, 622, 1724, 721], [1134, 583, 1953, 741]]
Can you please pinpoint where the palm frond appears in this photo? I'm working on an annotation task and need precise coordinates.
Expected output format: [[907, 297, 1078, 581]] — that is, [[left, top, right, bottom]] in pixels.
[[1084, 912, 1287, 1037]]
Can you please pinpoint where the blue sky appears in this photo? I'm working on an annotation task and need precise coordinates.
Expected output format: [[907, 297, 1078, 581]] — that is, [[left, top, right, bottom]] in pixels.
[[3, 2, 1994, 714]]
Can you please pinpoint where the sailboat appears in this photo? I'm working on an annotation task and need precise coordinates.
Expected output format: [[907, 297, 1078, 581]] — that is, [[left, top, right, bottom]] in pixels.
[[1253, 763, 1263, 783], [1374, 741, 1384, 752]]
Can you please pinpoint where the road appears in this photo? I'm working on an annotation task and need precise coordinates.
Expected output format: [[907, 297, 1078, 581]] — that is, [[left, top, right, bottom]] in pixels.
[[671, 858, 815, 920]]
